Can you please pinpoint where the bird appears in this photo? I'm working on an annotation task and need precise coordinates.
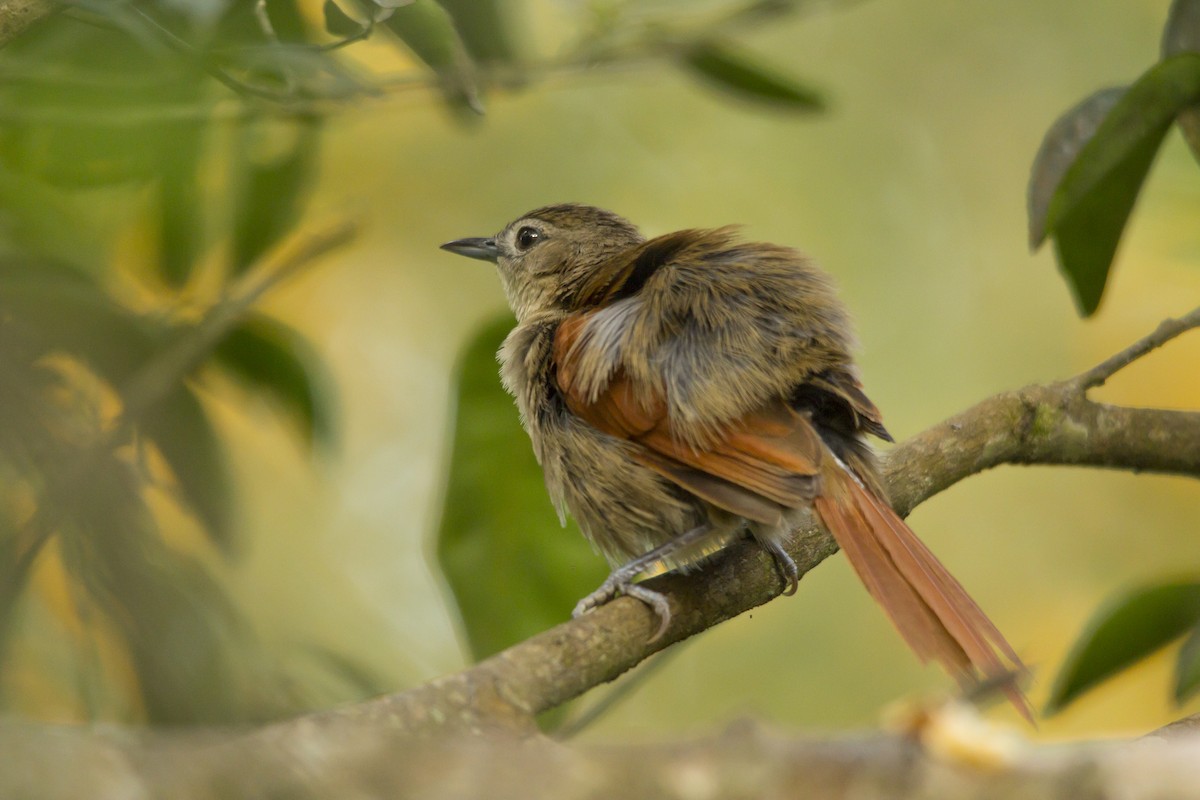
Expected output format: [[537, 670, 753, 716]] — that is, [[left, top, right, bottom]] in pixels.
[[441, 203, 1028, 717]]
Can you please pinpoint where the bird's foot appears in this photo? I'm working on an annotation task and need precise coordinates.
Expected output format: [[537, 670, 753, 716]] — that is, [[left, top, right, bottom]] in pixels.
[[572, 524, 716, 642], [573, 575, 672, 642], [761, 540, 799, 596]]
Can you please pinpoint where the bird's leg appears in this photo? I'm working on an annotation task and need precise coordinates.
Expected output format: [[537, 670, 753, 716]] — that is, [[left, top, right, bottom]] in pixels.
[[573, 523, 714, 642], [760, 539, 799, 596]]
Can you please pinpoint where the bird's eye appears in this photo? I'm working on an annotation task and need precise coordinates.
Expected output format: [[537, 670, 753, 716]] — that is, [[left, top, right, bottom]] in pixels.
[[515, 226, 542, 251]]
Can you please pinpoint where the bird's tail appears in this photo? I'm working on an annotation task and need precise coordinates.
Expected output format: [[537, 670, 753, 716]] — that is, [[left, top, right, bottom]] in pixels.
[[813, 452, 1032, 721]]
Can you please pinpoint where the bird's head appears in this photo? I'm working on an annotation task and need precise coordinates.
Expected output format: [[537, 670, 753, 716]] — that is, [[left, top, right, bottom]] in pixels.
[[441, 203, 644, 321]]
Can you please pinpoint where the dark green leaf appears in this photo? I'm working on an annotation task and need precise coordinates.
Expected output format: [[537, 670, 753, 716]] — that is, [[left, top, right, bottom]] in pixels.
[[1027, 87, 1125, 248], [156, 124, 206, 287], [232, 44, 369, 97], [1047, 581, 1200, 714], [231, 118, 319, 274], [1175, 624, 1200, 703], [261, 0, 311, 41], [215, 0, 309, 44], [436, 316, 608, 662], [323, 0, 364, 38], [142, 386, 237, 554], [211, 314, 335, 452], [1038, 54, 1200, 315], [436, 0, 519, 66], [1162, 0, 1200, 162], [682, 39, 825, 111], [384, 0, 483, 114], [1049, 138, 1160, 316]]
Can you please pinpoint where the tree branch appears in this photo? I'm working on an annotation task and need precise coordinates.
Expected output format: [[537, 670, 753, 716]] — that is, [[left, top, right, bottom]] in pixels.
[[326, 305, 1199, 735], [1, 308, 1197, 796]]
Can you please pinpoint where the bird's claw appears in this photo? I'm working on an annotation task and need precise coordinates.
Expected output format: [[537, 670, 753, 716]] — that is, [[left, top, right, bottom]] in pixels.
[[573, 578, 672, 642], [763, 540, 799, 596]]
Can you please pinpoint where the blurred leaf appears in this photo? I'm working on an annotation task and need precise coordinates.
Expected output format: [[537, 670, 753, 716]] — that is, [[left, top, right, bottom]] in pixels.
[[1036, 54, 1200, 315], [231, 118, 319, 274], [211, 314, 335, 452], [0, 270, 236, 552], [436, 316, 608, 662], [323, 0, 365, 37], [0, 268, 162, 380], [1176, 624, 1200, 703], [0, 339, 55, 669], [436, 0, 519, 66], [262, 0, 311, 41], [54, 451, 288, 724], [214, 0, 309, 44], [66, 0, 167, 53], [156, 123, 206, 287], [1162, 0, 1200, 162], [1027, 87, 1125, 248], [0, 514, 23, 672], [0, 11, 210, 187], [1047, 580, 1200, 713], [682, 39, 825, 111], [157, 0, 235, 30], [141, 386, 236, 554], [384, 0, 483, 114]]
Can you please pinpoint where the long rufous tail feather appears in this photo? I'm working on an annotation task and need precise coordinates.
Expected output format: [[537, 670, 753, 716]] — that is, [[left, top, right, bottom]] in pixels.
[[813, 452, 1032, 721]]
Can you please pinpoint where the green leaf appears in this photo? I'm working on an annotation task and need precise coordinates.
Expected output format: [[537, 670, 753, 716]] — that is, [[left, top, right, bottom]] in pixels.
[[1175, 624, 1200, 703], [0, 12, 209, 188], [436, 316, 608, 663], [211, 314, 335, 452], [1037, 54, 1200, 316], [142, 386, 237, 554], [323, 0, 364, 37], [1047, 580, 1200, 714], [383, 0, 483, 114], [231, 119, 320, 274], [156, 124, 206, 287], [1028, 87, 1126, 248], [1162, 0, 1200, 163], [435, 0, 519, 65], [682, 39, 825, 112]]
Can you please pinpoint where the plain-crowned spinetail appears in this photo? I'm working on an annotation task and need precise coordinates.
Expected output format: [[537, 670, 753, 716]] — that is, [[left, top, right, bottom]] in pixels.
[[442, 204, 1028, 718]]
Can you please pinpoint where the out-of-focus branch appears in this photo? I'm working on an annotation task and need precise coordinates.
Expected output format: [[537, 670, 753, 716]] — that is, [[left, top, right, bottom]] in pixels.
[[5, 712, 1200, 798]]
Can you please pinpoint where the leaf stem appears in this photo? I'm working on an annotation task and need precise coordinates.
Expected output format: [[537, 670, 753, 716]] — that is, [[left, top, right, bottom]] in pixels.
[[1074, 305, 1200, 389]]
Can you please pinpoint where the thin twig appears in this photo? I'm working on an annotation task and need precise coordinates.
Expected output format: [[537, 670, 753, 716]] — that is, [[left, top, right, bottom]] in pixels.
[[120, 218, 358, 421], [1074, 305, 1200, 389], [128, 5, 293, 103]]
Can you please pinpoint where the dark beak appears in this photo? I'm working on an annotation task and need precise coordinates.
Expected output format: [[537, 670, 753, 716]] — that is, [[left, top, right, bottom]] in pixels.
[[440, 237, 500, 263]]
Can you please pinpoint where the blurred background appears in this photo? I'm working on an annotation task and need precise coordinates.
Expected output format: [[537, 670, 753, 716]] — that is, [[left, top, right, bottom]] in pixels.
[[0, 0, 1197, 741]]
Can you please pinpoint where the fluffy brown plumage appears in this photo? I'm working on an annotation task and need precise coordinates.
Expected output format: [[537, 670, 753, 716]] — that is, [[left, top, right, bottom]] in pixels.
[[442, 203, 1028, 719]]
